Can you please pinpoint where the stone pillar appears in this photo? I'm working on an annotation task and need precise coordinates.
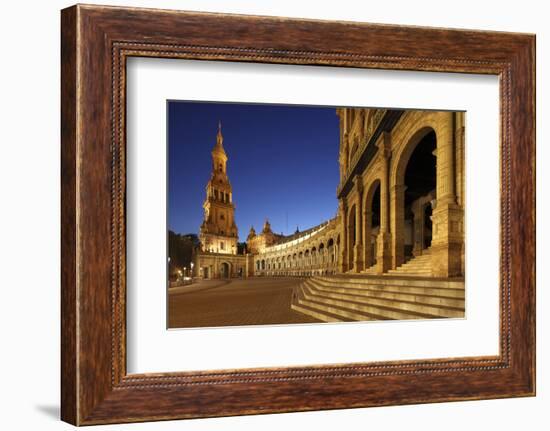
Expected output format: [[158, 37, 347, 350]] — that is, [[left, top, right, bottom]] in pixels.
[[374, 133, 393, 273], [353, 176, 364, 272], [390, 183, 406, 269], [245, 253, 254, 278], [412, 201, 425, 256], [431, 113, 464, 277], [455, 112, 465, 208], [338, 200, 348, 273], [363, 209, 373, 269], [455, 112, 466, 275]]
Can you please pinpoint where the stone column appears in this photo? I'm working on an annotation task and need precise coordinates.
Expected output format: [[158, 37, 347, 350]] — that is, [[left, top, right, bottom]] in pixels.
[[431, 112, 464, 277], [412, 201, 425, 256], [353, 176, 364, 272], [338, 200, 348, 273], [455, 111, 465, 208], [390, 183, 406, 269], [347, 206, 356, 271], [363, 208, 372, 269], [377, 133, 393, 273], [455, 112, 466, 274]]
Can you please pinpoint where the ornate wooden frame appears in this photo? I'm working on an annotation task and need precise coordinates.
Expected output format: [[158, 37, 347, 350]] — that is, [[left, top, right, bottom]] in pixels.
[[61, 4, 536, 425]]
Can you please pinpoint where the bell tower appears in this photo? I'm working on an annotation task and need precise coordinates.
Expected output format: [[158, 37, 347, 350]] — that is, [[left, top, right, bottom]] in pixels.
[[199, 122, 239, 255]]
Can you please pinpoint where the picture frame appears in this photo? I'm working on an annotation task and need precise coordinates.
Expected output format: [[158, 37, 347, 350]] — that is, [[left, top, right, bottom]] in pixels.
[[60, 4, 535, 425]]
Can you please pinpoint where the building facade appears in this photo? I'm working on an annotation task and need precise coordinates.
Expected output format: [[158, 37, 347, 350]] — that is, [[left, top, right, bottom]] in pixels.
[[246, 220, 284, 254], [194, 109, 465, 280], [249, 108, 465, 278], [251, 218, 340, 277], [334, 108, 465, 277]]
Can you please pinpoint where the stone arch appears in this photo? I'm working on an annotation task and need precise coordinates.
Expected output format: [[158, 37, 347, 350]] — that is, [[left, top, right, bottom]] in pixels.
[[220, 261, 231, 279], [390, 120, 441, 268], [391, 126, 436, 186]]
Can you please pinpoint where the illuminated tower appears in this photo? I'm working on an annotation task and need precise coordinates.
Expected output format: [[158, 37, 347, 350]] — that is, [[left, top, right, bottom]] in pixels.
[[199, 122, 239, 254]]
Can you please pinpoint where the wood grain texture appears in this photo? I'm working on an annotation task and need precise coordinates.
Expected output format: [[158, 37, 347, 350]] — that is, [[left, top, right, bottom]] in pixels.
[[60, 5, 78, 425], [60, 4, 536, 425]]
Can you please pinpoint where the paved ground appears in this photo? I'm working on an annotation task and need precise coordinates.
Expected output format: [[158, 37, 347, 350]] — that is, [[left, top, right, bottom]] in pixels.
[[168, 277, 319, 328]]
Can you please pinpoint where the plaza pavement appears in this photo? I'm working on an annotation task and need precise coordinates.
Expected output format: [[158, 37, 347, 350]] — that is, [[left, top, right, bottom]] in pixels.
[[168, 277, 320, 328]]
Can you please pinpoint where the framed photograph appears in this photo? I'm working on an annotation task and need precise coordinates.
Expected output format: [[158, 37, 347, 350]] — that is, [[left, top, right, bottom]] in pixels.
[[165, 102, 465, 330], [61, 4, 535, 425]]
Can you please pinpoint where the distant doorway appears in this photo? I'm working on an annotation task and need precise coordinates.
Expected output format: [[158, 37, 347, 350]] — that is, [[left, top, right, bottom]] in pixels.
[[220, 262, 230, 278]]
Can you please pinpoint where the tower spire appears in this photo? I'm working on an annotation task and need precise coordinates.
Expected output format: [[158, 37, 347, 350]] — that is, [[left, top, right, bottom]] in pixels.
[[214, 120, 225, 153]]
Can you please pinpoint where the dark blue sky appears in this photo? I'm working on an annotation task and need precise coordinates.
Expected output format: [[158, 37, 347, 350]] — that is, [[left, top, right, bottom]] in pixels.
[[168, 101, 340, 242]]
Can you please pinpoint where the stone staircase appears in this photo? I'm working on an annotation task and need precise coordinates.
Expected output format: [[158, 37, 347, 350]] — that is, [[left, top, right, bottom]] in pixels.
[[387, 248, 433, 276], [362, 263, 378, 274], [291, 274, 465, 323]]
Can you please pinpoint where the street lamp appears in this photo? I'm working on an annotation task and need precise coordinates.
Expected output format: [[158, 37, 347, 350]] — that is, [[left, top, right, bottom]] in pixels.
[[190, 262, 194, 278]]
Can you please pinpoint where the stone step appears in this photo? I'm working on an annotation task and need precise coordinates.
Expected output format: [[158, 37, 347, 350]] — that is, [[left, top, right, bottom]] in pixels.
[[387, 266, 433, 275], [390, 263, 432, 269], [388, 267, 433, 273], [290, 302, 344, 323], [292, 285, 381, 322], [396, 260, 433, 267], [291, 286, 347, 322], [302, 283, 464, 318], [300, 283, 444, 320], [405, 255, 432, 261], [388, 254, 432, 274], [297, 291, 437, 321], [392, 262, 433, 269], [388, 268, 433, 273], [362, 264, 378, 274], [304, 280, 465, 307], [389, 269, 433, 274], [309, 277, 465, 299], [313, 275, 464, 290], [296, 295, 394, 321]]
